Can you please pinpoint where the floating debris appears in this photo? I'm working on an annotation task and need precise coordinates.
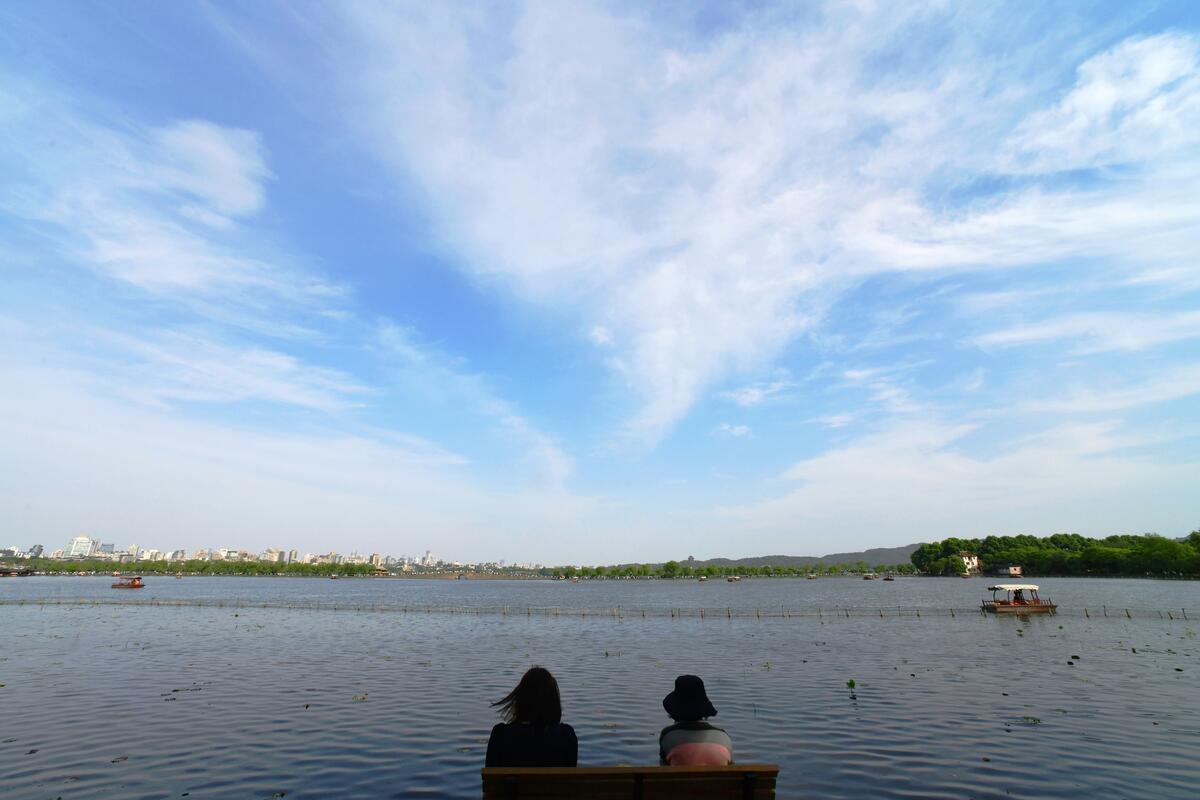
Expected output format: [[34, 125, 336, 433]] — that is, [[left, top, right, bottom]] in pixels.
[[111, 756, 127, 763], [352, 693, 369, 701]]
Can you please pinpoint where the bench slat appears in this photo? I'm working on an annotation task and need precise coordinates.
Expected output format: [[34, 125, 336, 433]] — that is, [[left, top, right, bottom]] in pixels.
[[482, 765, 778, 799]]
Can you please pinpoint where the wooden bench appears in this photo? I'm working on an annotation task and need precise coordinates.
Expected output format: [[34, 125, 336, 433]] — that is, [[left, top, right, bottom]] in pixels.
[[481, 764, 778, 799]]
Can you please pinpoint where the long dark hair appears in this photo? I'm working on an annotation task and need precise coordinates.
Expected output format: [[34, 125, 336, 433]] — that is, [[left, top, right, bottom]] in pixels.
[[493, 666, 562, 728]]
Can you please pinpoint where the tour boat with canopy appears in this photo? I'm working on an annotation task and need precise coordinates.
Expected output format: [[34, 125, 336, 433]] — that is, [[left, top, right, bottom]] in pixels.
[[981, 583, 1056, 614], [112, 576, 144, 589]]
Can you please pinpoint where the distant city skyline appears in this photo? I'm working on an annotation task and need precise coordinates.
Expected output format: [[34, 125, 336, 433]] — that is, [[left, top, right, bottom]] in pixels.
[[2, 3, 1198, 563], [0, 536, 553, 570]]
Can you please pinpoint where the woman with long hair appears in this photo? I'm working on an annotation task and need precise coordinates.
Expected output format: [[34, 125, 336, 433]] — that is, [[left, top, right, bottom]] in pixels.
[[485, 666, 577, 767]]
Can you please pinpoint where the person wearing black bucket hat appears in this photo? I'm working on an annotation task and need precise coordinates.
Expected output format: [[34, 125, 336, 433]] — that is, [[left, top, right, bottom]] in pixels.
[[658, 675, 733, 766]]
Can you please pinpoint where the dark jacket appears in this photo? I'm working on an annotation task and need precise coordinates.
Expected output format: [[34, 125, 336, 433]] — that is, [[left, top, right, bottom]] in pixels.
[[485, 722, 578, 767]]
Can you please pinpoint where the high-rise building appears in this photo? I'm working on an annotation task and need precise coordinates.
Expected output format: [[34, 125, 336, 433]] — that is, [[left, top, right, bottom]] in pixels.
[[288, 549, 298, 564], [66, 536, 97, 558], [28, 544, 44, 558]]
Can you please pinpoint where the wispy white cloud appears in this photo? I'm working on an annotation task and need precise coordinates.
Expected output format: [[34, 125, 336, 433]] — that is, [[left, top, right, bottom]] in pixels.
[[376, 322, 573, 487], [1022, 364, 1200, 414], [812, 412, 857, 429], [719, 419, 1198, 551], [1004, 33, 1200, 172], [841, 366, 926, 415], [588, 325, 615, 347], [976, 310, 1200, 353], [722, 380, 794, 407], [714, 422, 752, 438], [323, 6, 1200, 446], [150, 120, 273, 223], [0, 78, 340, 309]]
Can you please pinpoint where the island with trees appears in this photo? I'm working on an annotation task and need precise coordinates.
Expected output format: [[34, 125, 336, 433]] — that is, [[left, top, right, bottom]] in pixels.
[[910, 532, 1200, 577]]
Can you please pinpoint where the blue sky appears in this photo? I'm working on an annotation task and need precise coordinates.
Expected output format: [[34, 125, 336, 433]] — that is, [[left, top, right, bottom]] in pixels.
[[2, 1, 1198, 563]]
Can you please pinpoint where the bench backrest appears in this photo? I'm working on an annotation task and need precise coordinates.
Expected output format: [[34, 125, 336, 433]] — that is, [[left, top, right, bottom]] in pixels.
[[481, 764, 778, 799]]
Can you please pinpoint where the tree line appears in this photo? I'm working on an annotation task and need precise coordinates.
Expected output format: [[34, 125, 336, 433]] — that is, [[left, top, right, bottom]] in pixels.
[[23, 558, 376, 577], [910, 532, 1200, 577], [548, 561, 919, 579]]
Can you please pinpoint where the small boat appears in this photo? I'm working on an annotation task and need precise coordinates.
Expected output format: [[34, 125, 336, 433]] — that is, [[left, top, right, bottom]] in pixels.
[[882, 573, 895, 582], [571, 576, 580, 583], [960, 572, 971, 578], [863, 573, 879, 580], [806, 573, 817, 580], [697, 576, 708, 582], [981, 584, 1056, 614], [176, 573, 183, 579], [112, 576, 144, 589], [726, 575, 742, 583], [329, 574, 339, 580]]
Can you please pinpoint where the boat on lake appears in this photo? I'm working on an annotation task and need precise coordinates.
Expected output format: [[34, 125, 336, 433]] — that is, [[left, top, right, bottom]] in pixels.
[[806, 573, 817, 580], [726, 575, 742, 582], [981, 583, 1056, 614], [863, 572, 879, 580], [882, 573, 895, 581], [697, 575, 707, 582], [112, 576, 144, 589]]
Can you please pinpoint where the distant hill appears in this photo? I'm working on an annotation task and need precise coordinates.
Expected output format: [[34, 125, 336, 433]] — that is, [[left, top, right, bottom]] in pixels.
[[675, 543, 920, 569]]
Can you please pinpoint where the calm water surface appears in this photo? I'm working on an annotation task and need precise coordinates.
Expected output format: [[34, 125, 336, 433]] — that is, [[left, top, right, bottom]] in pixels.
[[1, 577, 1196, 798]]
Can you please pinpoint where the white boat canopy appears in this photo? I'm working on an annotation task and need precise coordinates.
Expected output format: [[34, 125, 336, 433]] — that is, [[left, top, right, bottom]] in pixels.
[[987, 583, 1039, 591]]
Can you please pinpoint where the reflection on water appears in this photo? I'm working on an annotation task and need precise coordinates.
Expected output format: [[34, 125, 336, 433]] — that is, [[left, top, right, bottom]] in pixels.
[[0, 579, 1196, 798]]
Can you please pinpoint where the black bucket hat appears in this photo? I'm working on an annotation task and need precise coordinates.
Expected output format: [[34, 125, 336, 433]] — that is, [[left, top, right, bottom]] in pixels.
[[663, 674, 717, 720]]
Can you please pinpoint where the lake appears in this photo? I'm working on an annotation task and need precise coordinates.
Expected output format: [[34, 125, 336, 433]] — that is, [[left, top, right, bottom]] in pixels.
[[1, 576, 1196, 798]]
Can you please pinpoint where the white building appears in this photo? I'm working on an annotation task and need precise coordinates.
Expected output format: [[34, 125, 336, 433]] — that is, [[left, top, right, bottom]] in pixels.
[[66, 536, 97, 558], [958, 551, 981, 574]]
